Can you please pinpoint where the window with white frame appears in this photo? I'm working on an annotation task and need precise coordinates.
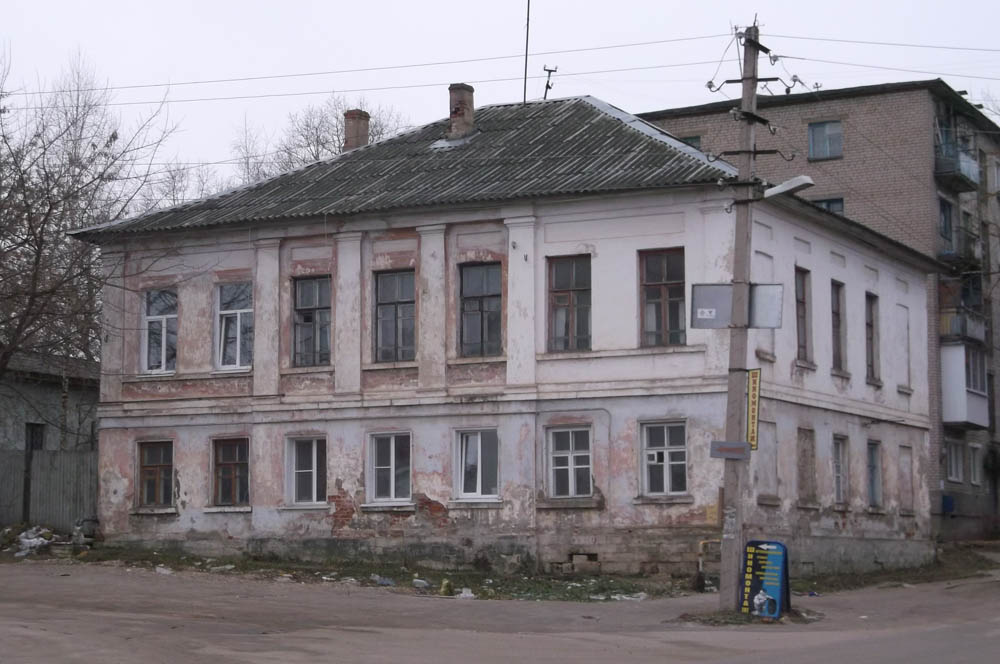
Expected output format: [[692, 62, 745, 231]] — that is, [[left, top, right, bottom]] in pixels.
[[866, 440, 882, 508], [642, 422, 686, 495], [808, 121, 842, 160], [218, 283, 253, 369], [833, 435, 849, 504], [288, 438, 326, 504], [969, 444, 983, 486], [966, 345, 987, 394], [946, 441, 963, 482], [142, 289, 177, 372], [457, 430, 499, 499], [370, 433, 411, 501], [549, 428, 591, 497]]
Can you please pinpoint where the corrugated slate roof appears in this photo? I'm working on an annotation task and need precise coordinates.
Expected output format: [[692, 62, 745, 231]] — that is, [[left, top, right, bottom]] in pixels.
[[74, 95, 735, 240]]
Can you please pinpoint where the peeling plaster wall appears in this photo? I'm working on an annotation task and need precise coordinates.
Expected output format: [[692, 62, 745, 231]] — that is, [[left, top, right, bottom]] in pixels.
[[95, 189, 934, 574]]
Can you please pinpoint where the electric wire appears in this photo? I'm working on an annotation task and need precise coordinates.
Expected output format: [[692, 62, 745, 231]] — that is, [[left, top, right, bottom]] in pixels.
[[768, 34, 1000, 54], [777, 56, 1000, 83]]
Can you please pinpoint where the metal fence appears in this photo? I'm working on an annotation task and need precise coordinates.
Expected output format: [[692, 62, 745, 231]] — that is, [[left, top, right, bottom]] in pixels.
[[0, 450, 97, 532]]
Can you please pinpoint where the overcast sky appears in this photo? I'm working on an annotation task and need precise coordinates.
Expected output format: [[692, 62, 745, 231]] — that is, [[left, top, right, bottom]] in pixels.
[[5, 0, 999, 179]]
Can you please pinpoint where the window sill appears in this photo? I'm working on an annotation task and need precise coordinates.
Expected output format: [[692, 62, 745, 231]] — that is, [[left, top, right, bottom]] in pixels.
[[866, 377, 883, 389], [447, 356, 507, 366], [756, 494, 781, 507], [203, 505, 252, 513], [632, 494, 694, 505], [899, 509, 916, 517], [897, 384, 914, 396], [131, 371, 177, 381], [832, 503, 851, 513], [360, 502, 416, 513], [278, 504, 329, 511], [362, 361, 418, 371], [536, 496, 604, 510], [211, 367, 252, 375], [130, 507, 177, 516], [866, 506, 886, 515], [807, 155, 843, 163], [946, 477, 964, 484], [447, 499, 503, 509], [282, 365, 333, 375], [755, 349, 776, 363], [795, 359, 817, 372], [536, 345, 705, 362], [796, 501, 820, 511], [831, 368, 851, 380]]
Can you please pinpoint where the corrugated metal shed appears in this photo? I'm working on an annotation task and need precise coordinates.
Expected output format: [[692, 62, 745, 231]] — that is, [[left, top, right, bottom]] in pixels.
[[74, 96, 735, 241]]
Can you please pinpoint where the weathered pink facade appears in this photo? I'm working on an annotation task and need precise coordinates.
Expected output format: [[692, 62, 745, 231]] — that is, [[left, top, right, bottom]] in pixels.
[[94, 187, 935, 575]]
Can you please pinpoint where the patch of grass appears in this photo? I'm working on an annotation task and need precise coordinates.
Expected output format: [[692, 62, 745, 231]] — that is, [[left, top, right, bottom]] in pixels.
[[789, 545, 999, 595]]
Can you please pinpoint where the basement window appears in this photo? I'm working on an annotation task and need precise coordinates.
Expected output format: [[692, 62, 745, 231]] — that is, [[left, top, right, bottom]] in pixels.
[[642, 422, 686, 495], [139, 441, 173, 507], [214, 438, 250, 506], [549, 428, 592, 498]]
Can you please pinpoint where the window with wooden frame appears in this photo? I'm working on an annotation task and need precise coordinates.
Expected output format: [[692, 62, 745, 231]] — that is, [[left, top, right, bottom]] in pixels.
[[866, 440, 882, 508], [640, 249, 685, 347], [794, 267, 811, 362], [457, 430, 499, 499], [808, 121, 842, 160], [641, 422, 686, 495], [549, 428, 591, 497], [460, 263, 502, 357], [369, 433, 411, 502], [832, 435, 849, 504], [865, 292, 880, 382], [139, 441, 173, 507], [293, 277, 331, 367], [375, 271, 416, 362], [288, 438, 326, 504], [142, 289, 177, 373], [217, 282, 253, 369], [548, 256, 591, 352], [214, 438, 249, 506], [831, 280, 845, 372]]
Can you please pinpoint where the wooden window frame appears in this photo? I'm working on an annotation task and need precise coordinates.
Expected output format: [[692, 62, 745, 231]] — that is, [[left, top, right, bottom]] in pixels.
[[832, 435, 849, 504], [794, 267, 811, 362], [213, 438, 250, 506], [138, 441, 173, 507], [459, 263, 503, 358], [831, 280, 845, 371], [639, 249, 686, 347], [374, 270, 416, 363], [547, 255, 591, 352], [293, 276, 331, 367], [865, 292, 880, 381]]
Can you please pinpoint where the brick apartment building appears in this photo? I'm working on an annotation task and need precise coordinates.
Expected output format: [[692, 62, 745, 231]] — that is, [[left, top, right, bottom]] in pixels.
[[641, 79, 1000, 539]]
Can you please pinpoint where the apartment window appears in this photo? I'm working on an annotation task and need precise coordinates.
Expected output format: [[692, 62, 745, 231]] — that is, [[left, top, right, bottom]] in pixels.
[[214, 438, 249, 506], [641, 249, 686, 346], [794, 267, 811, 362], [969, 444, 983, 486], [680, 135, 701, 150], [815, 198, 844, 215], [939, 198, 953, 241], [865, 293, 880, 382], [946, 441, 963, 482], [460, 264, 502, 357], [966, 345, 987, 393], [549, 428, 591, 497], [25, 422, 44, 451], [866, 441, 882, 508], [293, 277, 331, 367], [832, 435, 849, 504], [139, 442, 173, 507], [961, 275, 983, 312], [831, 281, 845, 371], [375, 271, 416, 362], [548, 256, 591, 352], [142, 289, 177, 372], [808, 121, 842, 160], [218, 283, 253, 369], [457, 430, 499, 498], [288, 438, 326, 504], [370, 433, 411, 501], [642, 422, 686, 495]]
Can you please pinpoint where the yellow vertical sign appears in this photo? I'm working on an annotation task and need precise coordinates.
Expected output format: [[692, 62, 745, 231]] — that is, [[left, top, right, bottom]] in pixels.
[[746, 368, 761, 451]]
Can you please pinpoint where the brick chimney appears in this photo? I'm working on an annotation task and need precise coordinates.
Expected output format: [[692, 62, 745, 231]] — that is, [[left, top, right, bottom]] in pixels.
[[446, 83, 475, 139], [343, 109, 370, 151]]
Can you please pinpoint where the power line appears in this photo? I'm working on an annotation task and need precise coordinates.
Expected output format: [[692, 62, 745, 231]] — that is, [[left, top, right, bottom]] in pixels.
[[769, 34, 1000, 53], [4, 61, 721, 110], [5, 34, 730, 97], [777, 55, 1000, 83]]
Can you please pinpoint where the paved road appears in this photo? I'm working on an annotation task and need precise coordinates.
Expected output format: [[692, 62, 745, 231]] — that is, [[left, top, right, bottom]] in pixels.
[[1, 560, 998, 663]]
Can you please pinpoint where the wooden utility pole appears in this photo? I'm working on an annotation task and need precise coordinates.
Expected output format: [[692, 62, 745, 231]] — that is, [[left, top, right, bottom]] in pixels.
[[719, 23, 762, 611]]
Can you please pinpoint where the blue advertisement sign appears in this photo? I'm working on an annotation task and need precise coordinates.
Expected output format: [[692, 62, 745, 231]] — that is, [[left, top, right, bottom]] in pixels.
[[740, 540, 790, 619]]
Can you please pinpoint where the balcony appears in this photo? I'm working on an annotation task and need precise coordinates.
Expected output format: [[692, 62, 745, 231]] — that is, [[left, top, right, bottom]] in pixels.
[[938, 227, 982, 267], [935, 143, 981, 192], [941, 343, 989, 429], [940, 308, 987, 343]]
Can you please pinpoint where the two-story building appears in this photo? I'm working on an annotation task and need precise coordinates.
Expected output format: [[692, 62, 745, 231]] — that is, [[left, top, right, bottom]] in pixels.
[[641, 79, 1000, 540], [74, 85, 937, 575]]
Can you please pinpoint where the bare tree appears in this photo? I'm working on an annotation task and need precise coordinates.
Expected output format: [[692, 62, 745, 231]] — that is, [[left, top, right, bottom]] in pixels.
[[230, 95, 406, 185], [0, 55, 172, 380], [138, 160, 225, 211]]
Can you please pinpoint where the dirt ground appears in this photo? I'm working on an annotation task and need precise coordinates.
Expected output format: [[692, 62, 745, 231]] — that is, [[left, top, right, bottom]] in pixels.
[[2, 553, 1000, 663]]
